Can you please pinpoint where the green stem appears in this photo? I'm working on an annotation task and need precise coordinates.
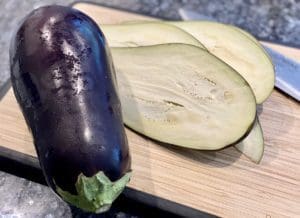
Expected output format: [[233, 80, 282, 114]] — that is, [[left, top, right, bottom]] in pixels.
[[56, 171, 132, 213]]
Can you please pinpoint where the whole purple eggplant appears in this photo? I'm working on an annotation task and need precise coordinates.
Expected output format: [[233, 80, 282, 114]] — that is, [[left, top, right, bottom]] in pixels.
[[10, 5, 131, 213]]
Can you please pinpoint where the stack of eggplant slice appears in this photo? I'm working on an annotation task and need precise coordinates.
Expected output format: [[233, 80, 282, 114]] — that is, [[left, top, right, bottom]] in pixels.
[[96, 21, 274, 163]]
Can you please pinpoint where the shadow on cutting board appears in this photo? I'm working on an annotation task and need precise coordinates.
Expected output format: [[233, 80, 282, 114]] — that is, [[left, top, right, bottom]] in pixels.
[[158, 142, 242, 168]]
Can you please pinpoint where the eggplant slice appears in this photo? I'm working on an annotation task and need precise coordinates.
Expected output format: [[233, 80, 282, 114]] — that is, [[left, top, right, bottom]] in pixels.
[[169, 21, 275, 104], [235, 118, 264, 163], [100, 22, 205, 48], [111, 44, 256, 150], [229, 26, 273, 63]]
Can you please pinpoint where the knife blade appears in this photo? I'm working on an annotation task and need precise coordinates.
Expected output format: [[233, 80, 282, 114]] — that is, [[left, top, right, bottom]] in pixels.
[[179, 8, 300, 101]]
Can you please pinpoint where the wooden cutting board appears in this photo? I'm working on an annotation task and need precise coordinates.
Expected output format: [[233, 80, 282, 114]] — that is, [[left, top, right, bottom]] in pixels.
[[1, 2, 299, 217]]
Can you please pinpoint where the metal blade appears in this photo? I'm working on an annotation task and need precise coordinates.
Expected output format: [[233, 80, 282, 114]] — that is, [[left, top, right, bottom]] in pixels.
[[179, 8, 300, 101], [179, 8, 214, 21], [264, 46, 300, 101]]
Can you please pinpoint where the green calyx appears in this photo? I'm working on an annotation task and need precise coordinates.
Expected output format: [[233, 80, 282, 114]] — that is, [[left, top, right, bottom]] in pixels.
[[56, 171, 132, 213]]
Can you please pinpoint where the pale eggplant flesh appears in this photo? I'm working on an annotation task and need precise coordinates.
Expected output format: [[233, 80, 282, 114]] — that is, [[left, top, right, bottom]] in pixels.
[[111, 44, 256, 150]]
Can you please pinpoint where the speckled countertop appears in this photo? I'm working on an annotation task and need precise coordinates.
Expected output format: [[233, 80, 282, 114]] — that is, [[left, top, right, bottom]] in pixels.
[[0, 0, 299, 217], [0, 172, 71, 218]]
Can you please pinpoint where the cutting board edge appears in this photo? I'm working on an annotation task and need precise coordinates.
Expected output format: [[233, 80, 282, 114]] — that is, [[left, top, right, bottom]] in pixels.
[[0, 144, 212, 218]]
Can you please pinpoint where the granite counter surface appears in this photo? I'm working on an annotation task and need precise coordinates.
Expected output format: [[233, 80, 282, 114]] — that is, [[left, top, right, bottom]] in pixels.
[[0, 172, 71, 218]]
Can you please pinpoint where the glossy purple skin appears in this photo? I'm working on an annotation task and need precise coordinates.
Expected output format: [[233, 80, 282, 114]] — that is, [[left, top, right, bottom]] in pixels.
[[10, 5, 130, 194]]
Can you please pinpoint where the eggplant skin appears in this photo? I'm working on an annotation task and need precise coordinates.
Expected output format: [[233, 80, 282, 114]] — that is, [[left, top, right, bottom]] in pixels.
[[10, 5, 130, 194]]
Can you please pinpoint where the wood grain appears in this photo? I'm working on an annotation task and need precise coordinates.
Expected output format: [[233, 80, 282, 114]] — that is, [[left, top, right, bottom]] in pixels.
[[0, 3, 299, 217]]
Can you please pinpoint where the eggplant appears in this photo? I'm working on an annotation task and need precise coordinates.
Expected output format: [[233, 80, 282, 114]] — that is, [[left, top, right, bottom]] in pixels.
[[10, 5, 131, 213]]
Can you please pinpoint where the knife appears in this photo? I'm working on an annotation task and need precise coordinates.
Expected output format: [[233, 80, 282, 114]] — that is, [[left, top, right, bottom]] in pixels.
[[179, 8, 300, 101]]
